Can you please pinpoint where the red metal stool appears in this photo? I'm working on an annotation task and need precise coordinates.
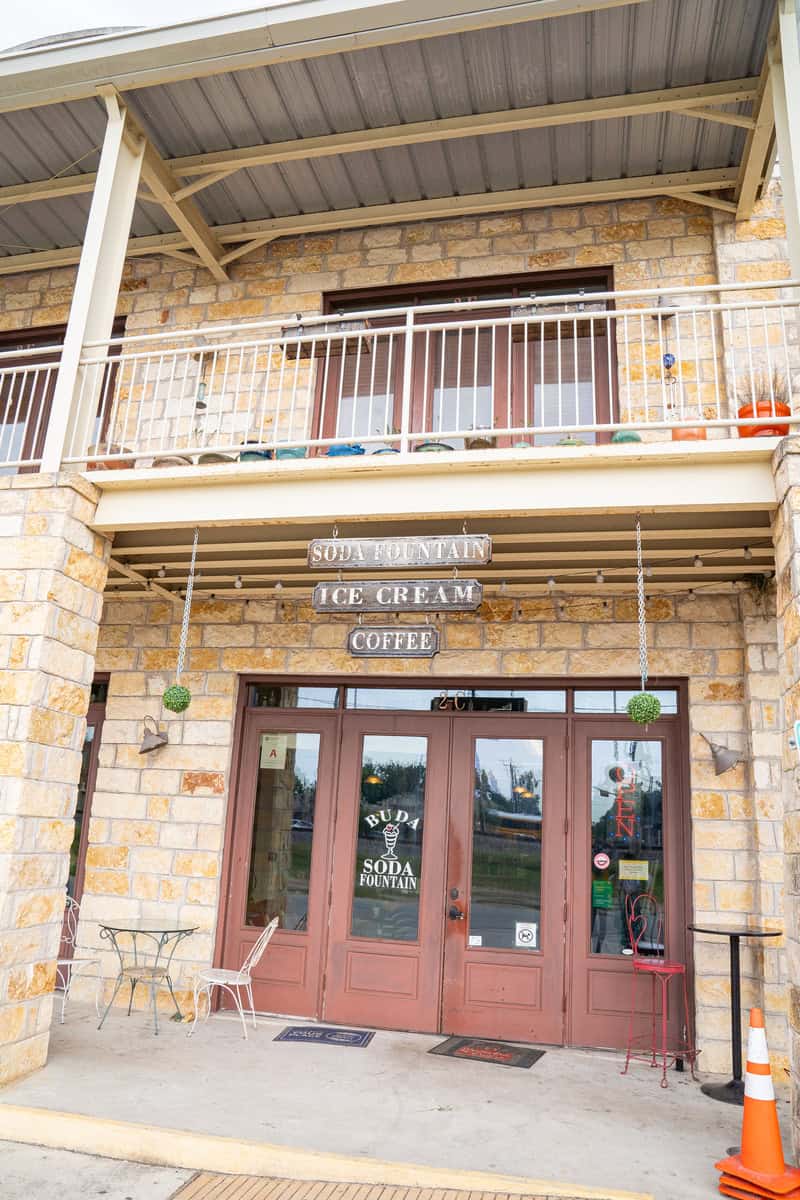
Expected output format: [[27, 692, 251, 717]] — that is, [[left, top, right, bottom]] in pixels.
[[621, 891, 698, 1088]]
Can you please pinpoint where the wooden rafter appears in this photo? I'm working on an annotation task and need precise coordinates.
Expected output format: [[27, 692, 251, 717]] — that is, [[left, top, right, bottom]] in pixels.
[[663, 190, 738, 214], [0, 167, 740, 277], [99, 87, 229, 282], [736, 43, 778, 216], [0, 78, 757, 212], [108, 557, 180, 603]]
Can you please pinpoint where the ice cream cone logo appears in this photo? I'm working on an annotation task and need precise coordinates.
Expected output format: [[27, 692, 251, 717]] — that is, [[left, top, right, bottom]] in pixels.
[[381, 822, 400, 860]]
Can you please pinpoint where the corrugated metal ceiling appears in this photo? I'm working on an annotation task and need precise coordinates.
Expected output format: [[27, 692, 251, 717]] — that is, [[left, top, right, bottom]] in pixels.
[[0, 0, 772, 260]]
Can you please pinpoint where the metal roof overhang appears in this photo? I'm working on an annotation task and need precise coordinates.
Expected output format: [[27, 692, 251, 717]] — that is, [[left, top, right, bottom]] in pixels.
[[0, 0, 778, 276]]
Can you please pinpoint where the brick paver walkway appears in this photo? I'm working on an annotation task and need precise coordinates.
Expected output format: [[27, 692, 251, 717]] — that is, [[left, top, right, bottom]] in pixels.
[[171, 1175, 611, 1200]]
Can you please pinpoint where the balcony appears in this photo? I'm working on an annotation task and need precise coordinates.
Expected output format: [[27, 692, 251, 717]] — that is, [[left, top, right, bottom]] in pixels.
[[2, 280, 799, 475]]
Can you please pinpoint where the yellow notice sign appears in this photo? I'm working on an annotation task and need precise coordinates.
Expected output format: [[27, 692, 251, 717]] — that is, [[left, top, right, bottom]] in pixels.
[[618, 859, 650, 882]]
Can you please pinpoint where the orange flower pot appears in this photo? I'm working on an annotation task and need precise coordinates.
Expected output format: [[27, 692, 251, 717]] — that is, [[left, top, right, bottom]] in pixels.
[[671, 426, 707, 441], [737, 400, 791, 438]]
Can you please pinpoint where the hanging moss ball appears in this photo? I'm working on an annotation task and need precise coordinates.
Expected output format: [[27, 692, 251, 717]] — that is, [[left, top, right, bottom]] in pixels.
[[163, 684, 192, 713], [627, 692, 662, 725]]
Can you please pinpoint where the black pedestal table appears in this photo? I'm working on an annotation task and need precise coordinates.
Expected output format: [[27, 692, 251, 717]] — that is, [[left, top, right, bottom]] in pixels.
[[687, 923, 781, 1105]]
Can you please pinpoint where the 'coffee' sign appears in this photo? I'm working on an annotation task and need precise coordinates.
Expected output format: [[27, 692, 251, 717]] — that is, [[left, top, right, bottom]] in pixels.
[[348, 626, 440, 658], [313, 579, 482, 613], [308, 535, 491, 569]]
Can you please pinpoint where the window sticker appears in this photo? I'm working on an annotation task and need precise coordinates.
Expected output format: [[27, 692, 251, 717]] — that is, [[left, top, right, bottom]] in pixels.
[[260, 733, 293, 769], [618, 859, 650, 882], [515, 921, 538, 949]]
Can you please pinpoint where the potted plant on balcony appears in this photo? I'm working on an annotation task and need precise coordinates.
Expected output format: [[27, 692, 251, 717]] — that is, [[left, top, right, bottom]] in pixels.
[[415, 436, 454, 452], [326, 443, 366, 456], [465, 426, 497, 450], [86, 443, 136, 470], [372, 425, 401, 454], [737, 369, 792, 438]]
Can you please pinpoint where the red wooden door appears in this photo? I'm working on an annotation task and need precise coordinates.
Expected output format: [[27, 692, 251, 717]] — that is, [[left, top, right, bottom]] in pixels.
[[441, 716, 568, 1044], [221, 710, 339, 1017], [323, 714, 450, 1032], [568, 720, 687, 1048]]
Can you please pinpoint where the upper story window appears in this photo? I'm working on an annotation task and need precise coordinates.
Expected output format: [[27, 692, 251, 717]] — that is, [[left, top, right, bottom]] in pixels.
[[314, 270, 615, 450], [0, 319, 126, 475]]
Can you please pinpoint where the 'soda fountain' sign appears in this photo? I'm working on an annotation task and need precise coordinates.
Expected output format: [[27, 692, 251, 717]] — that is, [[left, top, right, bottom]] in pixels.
[[309, 535, 491, 658]]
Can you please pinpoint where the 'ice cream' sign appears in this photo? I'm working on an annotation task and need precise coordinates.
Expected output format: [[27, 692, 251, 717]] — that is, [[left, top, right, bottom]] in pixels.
[[313, 579, 482, 613]]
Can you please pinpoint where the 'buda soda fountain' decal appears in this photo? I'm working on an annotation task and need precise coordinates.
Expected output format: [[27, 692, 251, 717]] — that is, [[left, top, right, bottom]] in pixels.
[[359, 809, 419, 892]]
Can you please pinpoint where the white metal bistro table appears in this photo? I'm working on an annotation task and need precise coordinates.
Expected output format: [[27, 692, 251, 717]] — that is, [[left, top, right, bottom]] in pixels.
[[97, 919, 198, 1036]]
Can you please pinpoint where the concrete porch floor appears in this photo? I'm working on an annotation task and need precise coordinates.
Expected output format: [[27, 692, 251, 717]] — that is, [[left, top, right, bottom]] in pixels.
[[0, 1004, 792, 1200]]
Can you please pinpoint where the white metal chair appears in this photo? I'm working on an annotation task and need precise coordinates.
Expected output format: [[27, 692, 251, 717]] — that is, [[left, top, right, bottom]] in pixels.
[[189, 916, 279, 1040], [55, 896, 102, 1023]]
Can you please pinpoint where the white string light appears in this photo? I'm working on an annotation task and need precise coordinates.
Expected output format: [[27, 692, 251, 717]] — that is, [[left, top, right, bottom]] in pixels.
[[596, 569, 604, 584]]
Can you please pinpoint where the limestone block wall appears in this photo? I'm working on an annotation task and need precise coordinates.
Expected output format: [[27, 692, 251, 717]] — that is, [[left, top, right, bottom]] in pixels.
[[76, 586, 786, 1075], [772, 438, 800, 1147], [0, 475, 109, 1084]]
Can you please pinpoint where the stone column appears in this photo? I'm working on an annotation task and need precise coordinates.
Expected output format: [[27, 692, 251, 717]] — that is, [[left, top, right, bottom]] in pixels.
[[773, 436, 800, 1150], [0, 474, 109, 1084], [740, 587, 788, 1072]]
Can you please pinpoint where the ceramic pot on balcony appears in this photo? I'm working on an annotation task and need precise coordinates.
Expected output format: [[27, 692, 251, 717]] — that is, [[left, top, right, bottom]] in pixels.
[[239, 439, 273, 461], [465, 434, 497, 450], [86, 444, 135, 469], [326, 443, 366, 456], [275, 446, 307, 459], [611, 429, 642, 444], [671, 426, 707, 441], [736, 400, 791, 438], [415, 440, 454, 452]]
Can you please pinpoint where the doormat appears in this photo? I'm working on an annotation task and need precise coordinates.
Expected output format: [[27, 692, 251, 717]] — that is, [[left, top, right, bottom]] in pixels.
[[274, 1025, 374, 1048], [429, 1036, 545, 1068]]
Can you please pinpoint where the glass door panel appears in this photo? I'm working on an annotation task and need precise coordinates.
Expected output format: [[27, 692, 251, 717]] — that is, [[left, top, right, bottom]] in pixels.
[[470, 737, 544, 951], [350, 734, 427, 942], [589, 740, 664, 956], [246, 731, 321, 930]]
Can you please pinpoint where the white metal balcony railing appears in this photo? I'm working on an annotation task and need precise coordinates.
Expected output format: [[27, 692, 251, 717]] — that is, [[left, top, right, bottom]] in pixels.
[[1, 280, 799, 472]]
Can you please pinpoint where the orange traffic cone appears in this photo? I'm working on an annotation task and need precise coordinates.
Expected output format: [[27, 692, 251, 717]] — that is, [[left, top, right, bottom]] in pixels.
[[716, 1009, 800, 1199]]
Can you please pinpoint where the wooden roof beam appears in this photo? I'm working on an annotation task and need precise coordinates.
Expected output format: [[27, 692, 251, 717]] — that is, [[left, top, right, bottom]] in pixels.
[[0, 78, 758, 211], [0, 167, 740, 277], [99, 86, 229, 282]]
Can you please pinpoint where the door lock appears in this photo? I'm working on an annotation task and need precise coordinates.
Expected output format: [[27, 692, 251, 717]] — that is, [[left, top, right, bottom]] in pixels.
[[448, 905, 464, 921]]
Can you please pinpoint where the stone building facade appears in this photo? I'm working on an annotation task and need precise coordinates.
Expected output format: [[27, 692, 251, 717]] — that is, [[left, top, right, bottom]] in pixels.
[[0, 181, 794, 1088]]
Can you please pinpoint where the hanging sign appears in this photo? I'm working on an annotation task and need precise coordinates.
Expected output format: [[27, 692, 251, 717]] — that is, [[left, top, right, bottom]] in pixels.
[[348, 626, 440, 658], [313, 579, 482, 613], [308, 534, 491, 569]]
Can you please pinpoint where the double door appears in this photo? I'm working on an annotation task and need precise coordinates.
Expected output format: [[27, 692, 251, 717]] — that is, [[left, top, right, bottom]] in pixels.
[[222, 706, 686, 1048]]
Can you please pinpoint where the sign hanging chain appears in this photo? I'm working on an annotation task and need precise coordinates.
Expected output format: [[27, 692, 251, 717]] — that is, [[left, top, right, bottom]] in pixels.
[[635, 515, 648, 693], [176, 527, 199, 683]]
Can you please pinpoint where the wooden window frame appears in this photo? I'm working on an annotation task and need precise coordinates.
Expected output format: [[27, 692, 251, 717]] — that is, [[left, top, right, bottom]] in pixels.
[[312, 269, 617, 448], [0, 318, 126, 469]]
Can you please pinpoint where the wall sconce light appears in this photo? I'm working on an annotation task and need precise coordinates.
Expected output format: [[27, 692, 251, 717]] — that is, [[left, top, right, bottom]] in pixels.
[[701, 733, 747, 776]]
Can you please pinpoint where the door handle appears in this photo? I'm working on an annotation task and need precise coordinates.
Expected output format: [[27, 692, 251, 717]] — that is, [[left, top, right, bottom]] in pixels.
[[448, 905, 464, 921]]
